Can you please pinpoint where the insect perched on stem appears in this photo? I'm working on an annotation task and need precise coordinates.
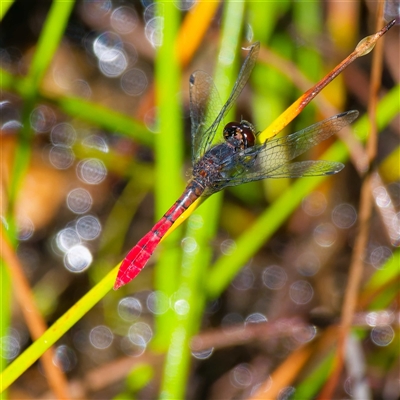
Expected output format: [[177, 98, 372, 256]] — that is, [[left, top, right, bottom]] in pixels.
[[114, 42, 358, 290]]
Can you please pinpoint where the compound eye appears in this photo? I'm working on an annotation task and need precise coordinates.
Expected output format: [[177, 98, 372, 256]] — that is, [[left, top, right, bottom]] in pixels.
[[242, 126, 255, 147], [223, 122, 240, 140]]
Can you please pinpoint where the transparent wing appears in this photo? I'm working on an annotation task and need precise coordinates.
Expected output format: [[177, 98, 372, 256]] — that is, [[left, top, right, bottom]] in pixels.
[[271, 160, 345, 177], [212, 110, 358, 188], [218, 161, 344, 189], [189, 42, 260, 163], [189, 71, 224, 163]]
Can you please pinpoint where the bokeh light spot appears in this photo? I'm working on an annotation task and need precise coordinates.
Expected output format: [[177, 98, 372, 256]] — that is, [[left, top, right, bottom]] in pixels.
[[30, 105, 56, 133], [56, 228, 81, 252], [17, 216, 34, 241], [64, 244, 92, 273], [313, 223, 337, 247], [51, 122, 77, 147], [71, 79, 92, 98], [129, 322, 153, 346], [76, 215, 101, 240], [66, 188, 93, 214], [232, 267, 254, 290], [49, 146, 75, 169], [83, 0, 111, 18], [99, 49, 128, 77], [332, 203, 357, 229], [370, 325, 394, 346], [82, 134, 109, 153], [292, 324, 316, 343], [295, 252, 320, 276], [118, 297, 142, 321], [53, 345, 77, 372], [370, 246, 392, 269], [89, 325, 113, 349], [147, 291, 169, 315], [221, 313, 243, 331], [76, 158, 107, 184], [121, 68, 148, 96], [220, 239, 237, 256], [110, 6, 138, 34], [181, 236, 198, 254], [174, 0, 196, 11], [173, 299, 190, 316], [191, 347, 214, 360], [120, 336, 146, 357], [93, 31, 122, 60], [289, 280, 314, 305], [230, 363, 253, 388], [302, 192, 327, 216], [145, 17, 163, 47], [0, 335, 20, 360], [262, 265, 287, 290], [245, 313, 267, 325]]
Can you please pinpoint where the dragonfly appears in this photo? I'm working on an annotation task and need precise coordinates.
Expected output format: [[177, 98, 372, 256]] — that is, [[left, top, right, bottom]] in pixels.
[[114, 42, 358, 290]]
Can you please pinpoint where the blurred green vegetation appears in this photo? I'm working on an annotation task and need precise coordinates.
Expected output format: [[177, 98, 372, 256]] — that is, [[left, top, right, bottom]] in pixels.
[[1, 1, 399, 399]]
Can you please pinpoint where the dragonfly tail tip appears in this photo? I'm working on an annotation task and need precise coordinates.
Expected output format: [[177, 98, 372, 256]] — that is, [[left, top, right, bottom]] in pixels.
[[113, 279, 123, 290]]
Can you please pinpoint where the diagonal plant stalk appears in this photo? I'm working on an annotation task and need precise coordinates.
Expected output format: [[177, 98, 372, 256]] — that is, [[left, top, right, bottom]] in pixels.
[[320, 7, 392, 398], [292, 247, 400, 400], [206, 85, 400, 298], [150, 0, 185, 352], [1, 54, 398, 400], [0, 0, 14, 20], [157, 1, 246, 398], [2, 1, 75, 398], [1, 3, 397, 396], [0, 227, 70, 398]]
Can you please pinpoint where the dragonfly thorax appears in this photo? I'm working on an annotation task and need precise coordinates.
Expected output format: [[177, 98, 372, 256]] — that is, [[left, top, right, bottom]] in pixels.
[[223, 120, 256, 150]]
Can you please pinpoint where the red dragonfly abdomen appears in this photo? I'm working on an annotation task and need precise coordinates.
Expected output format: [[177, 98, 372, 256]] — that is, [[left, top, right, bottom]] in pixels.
[[113, 181, 203, 290]]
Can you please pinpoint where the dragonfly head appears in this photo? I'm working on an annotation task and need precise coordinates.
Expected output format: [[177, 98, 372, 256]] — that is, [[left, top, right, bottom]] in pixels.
[[223, 120, 256, 150]]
